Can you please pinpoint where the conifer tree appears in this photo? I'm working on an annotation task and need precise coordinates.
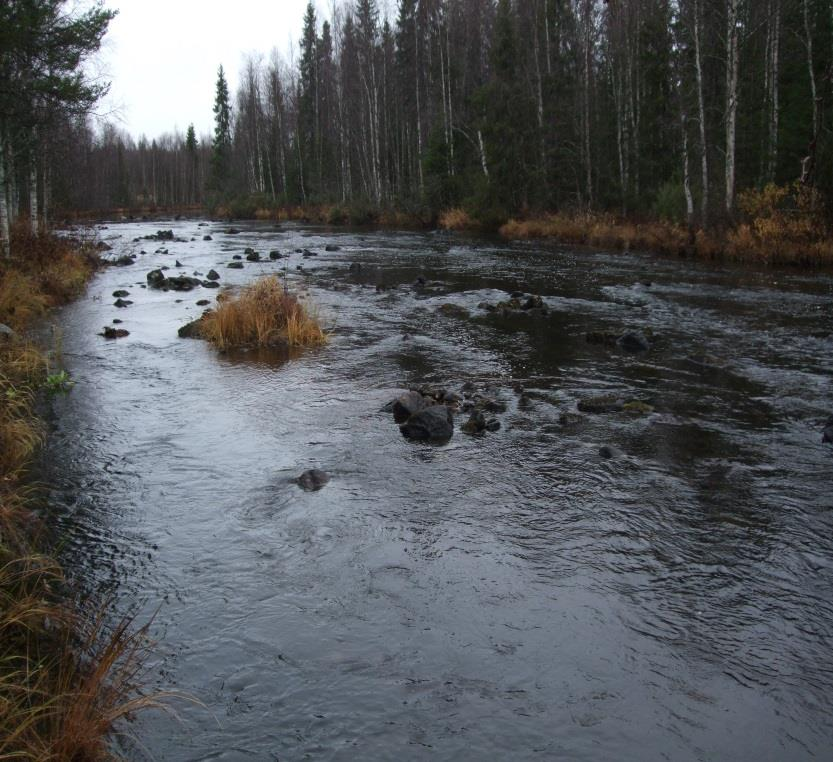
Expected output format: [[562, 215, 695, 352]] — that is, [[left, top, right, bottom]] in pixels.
[[209, 65, 232, 197]]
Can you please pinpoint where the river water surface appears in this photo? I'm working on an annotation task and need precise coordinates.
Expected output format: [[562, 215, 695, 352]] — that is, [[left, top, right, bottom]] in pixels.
[[39, 221, 833, 760]]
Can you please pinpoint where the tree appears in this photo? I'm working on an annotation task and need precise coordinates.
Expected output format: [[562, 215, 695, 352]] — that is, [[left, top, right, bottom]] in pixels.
[[209, 65, 232, 197], [0, 0, 115, 256]]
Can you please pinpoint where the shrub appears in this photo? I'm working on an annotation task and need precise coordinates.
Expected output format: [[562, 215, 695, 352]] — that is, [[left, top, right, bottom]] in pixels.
[[200, 276, 328, 350]]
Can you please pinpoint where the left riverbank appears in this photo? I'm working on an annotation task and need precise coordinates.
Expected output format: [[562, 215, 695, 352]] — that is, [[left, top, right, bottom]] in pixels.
[[0, 228, 159, 758]]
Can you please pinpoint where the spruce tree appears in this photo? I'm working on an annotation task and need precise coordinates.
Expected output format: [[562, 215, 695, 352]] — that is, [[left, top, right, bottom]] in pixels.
[[209, 65, 232, 196]]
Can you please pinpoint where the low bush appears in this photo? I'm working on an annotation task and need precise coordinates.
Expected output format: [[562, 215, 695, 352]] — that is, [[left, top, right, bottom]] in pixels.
[[200, 276, 328, 350]]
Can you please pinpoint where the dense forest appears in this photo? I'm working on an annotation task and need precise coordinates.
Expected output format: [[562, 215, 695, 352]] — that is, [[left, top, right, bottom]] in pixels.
[[4, 0, 833, 231]]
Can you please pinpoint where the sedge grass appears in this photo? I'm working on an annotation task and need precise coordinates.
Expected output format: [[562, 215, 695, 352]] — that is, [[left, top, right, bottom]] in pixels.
[[200, 276, 328, 350]]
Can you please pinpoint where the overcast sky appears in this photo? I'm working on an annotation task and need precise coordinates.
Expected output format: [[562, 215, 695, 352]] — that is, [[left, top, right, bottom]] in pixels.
[[98, 0, 315, 140]]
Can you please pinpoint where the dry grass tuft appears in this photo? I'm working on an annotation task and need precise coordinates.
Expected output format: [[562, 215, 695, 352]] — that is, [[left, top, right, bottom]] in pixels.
[[438, 208, 477, 231], [201, 276, 328, 350]]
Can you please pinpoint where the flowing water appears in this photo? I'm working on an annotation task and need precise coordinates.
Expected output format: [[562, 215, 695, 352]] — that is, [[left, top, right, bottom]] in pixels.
[[38, 220, 833, 760]]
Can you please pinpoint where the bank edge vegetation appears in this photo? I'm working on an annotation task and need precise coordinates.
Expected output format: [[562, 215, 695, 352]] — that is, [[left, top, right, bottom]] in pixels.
[[1, 3, 171, 758], [4, 0, 831, 264]]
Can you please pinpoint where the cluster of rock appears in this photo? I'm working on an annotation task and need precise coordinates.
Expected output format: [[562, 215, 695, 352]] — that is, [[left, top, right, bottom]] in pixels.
[[586, 329, 652, 353], [388, 383, 504, 442], [478, 292, 550, 318], [146, 268, 219, 292]]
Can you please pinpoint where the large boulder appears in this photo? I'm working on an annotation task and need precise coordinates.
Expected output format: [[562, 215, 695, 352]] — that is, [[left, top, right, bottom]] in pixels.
[[297, 469, 330, 492], [400, 406, 454, 442], [392, 391, 427, 423]]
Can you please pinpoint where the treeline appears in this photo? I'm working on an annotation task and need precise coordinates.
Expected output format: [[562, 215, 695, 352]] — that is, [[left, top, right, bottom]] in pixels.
[[45, 0, 833, 229]]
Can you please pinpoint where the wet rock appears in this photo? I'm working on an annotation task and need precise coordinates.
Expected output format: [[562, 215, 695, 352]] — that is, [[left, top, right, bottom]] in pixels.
[[226, 227, 241, 235], [227, 261, 244, 269], [521, 295, 545, 311], [485, 418, 501, 432], [461, 381, 476, 397], [112, 319, 123, 324], [152, 229, 174, 241], [461, 410, 486, 435], [438, 303, 470, 319], [112, 255, 134, 266], [196, 299, 211, 307], [232, 254, 242, 260], [349, 262, 362, 274], [175, 260, 184, 268], [114, 298, 133, 308], [823, 417, 833, 444], [101, 326, 129, 339], [97, 241, 113, 252], [302, 249, 317, 257], [269, 250, 284, 260], [586, 331, 619, 347], [478, 398, 508, 414], [297, 469, 330, 492], [577, 395, 624, 414], [202, 280, 220, 289], [623, 401, 654, 415], [178, 318, 205, 339], [599, 444, 623, 459], [325, 244, 340, 252], [165, 276, 202, 292], [203, 235, 213, 241], [206, 269, 221, 281], [392, 391, 428, 424], [618, 330, 651, 353], [147, 269, 167, 288], [112, 290, 130, 298], [245, 248, 260, 261], [400, 406, 454, 442]]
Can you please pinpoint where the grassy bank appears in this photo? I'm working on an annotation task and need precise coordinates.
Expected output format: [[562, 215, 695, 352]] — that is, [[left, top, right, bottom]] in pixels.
[[441, 183, 833, 267], [0, 229, 160, 758]]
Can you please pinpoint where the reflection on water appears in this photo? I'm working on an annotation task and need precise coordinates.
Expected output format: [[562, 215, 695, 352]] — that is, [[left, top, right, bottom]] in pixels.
[[38, 221, 833, 760]]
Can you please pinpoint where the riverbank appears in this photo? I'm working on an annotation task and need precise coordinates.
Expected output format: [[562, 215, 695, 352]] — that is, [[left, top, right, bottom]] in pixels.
[[0, 229, 154, 758]]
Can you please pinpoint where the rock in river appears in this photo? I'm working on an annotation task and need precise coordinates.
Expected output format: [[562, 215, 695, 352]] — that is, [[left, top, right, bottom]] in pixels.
[[577, 395, 624, 414], [824, 417, 833, 444], [392, 391, 428, 423], [146, 269, 167, 288], [297, 469, 330, 492], [617, 330, 651, 353], [400, 406, 454, 442], [227, 261, 244, 269]]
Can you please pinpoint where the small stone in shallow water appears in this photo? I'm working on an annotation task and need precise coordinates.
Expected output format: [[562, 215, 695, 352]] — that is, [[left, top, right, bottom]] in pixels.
[[206, 269, 220, 280], [392, 391, 427, 423], [101, 326, 129, 339], [297, 469, 330, 492], [114, 298, 133, 308], [623, 401, 654, 415], [599, 444, 623, 459], [196, 299, 210, 306], [227, 262, 244, 269], [112, 289, 130, 298], [577, 396, 624, 414]]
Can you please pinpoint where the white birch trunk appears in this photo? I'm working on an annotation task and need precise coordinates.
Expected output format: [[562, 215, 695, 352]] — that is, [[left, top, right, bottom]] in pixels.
[[0, 134, 10, 258], [693, 0, 709, 225], [803, 0, 819, 142], [725, 0, 739, 216]]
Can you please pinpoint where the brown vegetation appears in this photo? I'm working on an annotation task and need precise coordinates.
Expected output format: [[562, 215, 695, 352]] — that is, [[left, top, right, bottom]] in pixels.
[[438, 208, 478, 231], [498, 184, 833, 267], [0, 229, 163, 759], [199, 276, 328, 351]]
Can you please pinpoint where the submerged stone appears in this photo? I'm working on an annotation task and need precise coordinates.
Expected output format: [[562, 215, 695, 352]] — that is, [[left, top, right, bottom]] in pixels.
[[400, 406, 454, 442], [297, 469, 330, 492]]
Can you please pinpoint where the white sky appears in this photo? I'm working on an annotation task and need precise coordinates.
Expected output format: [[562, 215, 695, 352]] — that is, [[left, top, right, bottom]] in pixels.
[[98, 0, 315, 141]]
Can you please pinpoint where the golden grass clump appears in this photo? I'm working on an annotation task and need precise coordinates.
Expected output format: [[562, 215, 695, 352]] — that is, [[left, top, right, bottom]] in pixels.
[[438, 207, 476, 231], [200, 276, 328, 350]]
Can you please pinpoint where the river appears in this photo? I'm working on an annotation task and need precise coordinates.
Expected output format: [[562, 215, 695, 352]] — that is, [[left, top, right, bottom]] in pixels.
[[38, 220, 833, 760]]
